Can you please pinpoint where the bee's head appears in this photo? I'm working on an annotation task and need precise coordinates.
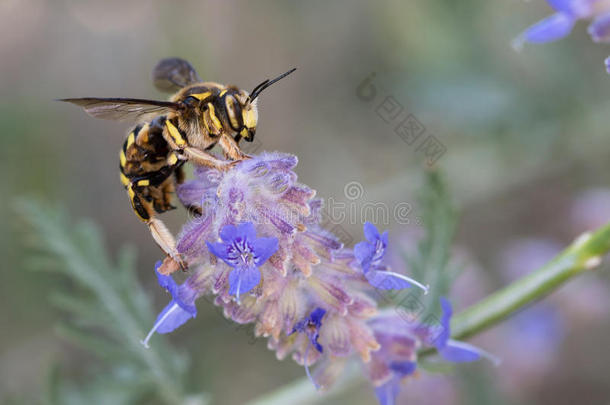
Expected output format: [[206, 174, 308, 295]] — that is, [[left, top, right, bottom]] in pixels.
[[237, 68, 297, 142], [235, 90, 258, 142]]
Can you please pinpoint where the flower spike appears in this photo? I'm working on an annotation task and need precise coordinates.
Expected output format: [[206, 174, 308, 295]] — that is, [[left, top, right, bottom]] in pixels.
[[141, 153, 497, 405]]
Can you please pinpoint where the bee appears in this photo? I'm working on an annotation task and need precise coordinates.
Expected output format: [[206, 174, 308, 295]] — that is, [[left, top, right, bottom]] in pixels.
[[60, 58, 296, 270]]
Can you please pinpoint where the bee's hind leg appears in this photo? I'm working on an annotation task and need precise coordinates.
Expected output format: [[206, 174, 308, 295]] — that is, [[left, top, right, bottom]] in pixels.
[[127, 179, 186, 274], [147, 217, 187, 273]]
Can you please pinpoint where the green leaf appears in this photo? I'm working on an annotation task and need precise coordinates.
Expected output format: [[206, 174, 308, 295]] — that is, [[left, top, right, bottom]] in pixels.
[[16, 199, 196, 404]]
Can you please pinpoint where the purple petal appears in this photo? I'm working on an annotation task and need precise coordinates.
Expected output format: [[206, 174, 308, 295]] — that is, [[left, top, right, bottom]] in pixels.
[[588, 12, 610, 42], [374, 378, 401, 405], [206, 241, 240, 266], [312, 336, 324, 353], [363, 222, 380, 243], [436, 297, 452, 348], [439, 340, 482, 363], [523, 13, 576, 43], [251, 237, 279, 265], [365, 270, 413, 290], [380, 230, 389, 247], [388, 360, 417, 377], [235, 222, 257, 242], [228, 265, 261, 297], [546, 0, 592, 17], [219, 224, 239, 242], [310, 307, 327, 326], [155, 261, 179, 297], [154, 300, 196, 334], [354, 241, 375, 269], [606, 56, 610, 74]]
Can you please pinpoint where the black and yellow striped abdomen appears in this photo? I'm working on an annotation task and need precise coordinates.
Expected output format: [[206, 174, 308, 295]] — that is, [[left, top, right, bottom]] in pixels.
[[119, 116, 185, 222]]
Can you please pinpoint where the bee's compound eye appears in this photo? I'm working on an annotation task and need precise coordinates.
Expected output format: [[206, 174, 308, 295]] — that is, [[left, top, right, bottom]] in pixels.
[[183, 96, 199, 107]]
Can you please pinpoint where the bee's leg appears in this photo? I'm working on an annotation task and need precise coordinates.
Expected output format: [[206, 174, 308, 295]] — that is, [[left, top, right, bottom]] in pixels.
[[218, 133, 251, 161], [127, 171, 186, 272], [163, 118, 239, 171], [147, 216, 186, 272], [180, 145, 239, 171]]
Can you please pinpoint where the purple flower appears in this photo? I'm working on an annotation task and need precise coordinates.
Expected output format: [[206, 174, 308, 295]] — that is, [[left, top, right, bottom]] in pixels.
[[355, 222, 388, 272], [290, 307, 327, 388], [291, 307, 326, 352], [514, 0, 610, 71], [374, 372, 414, 405], [367, 314, 419, 405], [432, 298, 500, 364], [141, 261, 198, 348], [355, 222, 429, 293], [365, 298, 497, 405], [206, 222, 278, 303]]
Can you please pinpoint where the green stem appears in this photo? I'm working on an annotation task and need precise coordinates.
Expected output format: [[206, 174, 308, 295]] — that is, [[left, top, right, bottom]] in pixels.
[[244, 224, 610, 405]]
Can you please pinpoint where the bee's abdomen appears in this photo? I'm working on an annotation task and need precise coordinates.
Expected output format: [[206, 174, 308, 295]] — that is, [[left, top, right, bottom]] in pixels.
[[119, 116, 170, 183], [119, 116, 182, 221]]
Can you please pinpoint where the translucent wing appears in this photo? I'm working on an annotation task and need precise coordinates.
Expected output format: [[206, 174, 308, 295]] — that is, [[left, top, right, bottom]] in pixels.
[[152, 58, 202, 93], [59, 98, 183, 123]]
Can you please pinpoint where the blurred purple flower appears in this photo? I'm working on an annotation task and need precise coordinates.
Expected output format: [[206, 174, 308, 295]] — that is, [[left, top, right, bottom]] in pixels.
[[498, 238, 562, 282], [493, 304, 563, 396], [366, 298, 496, 405], [570, 188, 610, 232], [514, 0, 610, 72]]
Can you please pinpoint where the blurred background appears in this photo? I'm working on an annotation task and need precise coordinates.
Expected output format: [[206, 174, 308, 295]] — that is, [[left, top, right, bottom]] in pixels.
[[2, 0, 610, 404]]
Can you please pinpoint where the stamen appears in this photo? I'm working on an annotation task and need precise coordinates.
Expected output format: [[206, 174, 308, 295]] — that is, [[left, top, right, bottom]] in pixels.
[[375, 271, 430, 295], [447, 339, 502, 366], [303, 344, 320, 390], [140, 302, 180, 348], [235, 276, 242, 305]]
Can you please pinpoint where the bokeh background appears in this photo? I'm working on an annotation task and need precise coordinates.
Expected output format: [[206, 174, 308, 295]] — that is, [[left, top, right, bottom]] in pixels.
[[2, 1, 610, 404]]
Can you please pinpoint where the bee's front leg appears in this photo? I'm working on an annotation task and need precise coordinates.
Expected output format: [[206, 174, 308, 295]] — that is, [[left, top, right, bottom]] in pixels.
[[219, 133, 251, 161], [180, 145, 240, 171]]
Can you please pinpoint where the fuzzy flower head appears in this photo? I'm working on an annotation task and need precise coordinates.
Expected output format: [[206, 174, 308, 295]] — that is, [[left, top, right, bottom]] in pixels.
[[514, 0, 610, 72], [141, 152, 486, 404]]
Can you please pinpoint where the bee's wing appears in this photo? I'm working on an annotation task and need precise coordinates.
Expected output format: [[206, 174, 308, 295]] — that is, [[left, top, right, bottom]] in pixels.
[[59, 98, 183, 123], [152, 58, 202, 93]]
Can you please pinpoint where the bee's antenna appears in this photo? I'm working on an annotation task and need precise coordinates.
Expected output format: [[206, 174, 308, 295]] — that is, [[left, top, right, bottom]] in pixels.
[[249, 68, 297, 102]]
